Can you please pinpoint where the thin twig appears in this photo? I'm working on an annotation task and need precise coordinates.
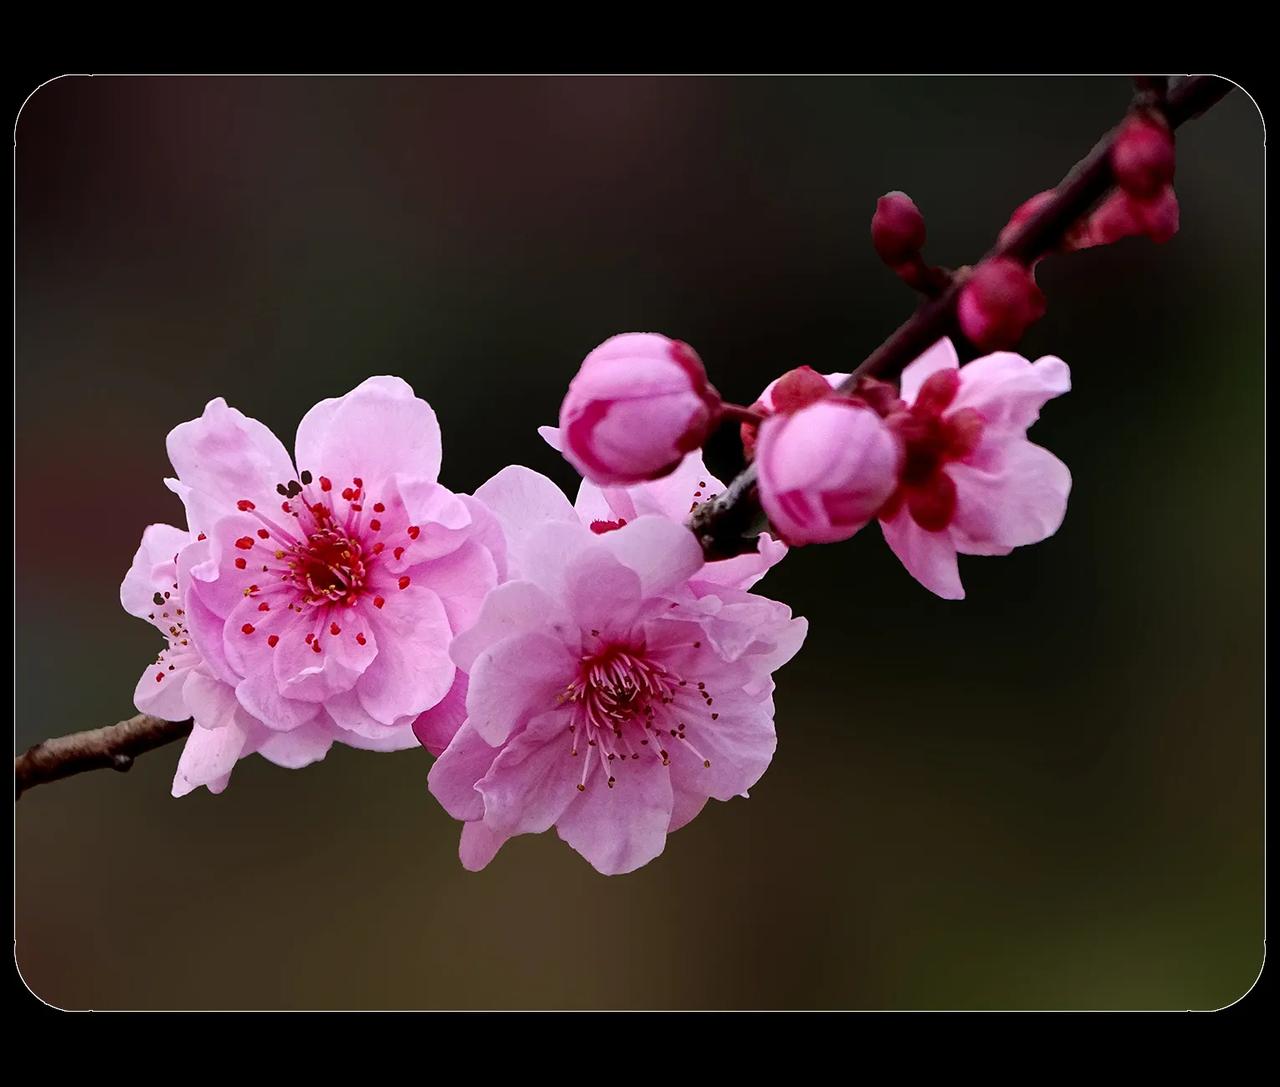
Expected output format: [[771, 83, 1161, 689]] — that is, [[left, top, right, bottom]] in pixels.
[[15, 714, 193, 799], [690, 75, 1234, 559]]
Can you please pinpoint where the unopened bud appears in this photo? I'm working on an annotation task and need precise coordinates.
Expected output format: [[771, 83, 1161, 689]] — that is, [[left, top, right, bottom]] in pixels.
[[871, 191, 927, 266], [956, 258, 1046, 351]]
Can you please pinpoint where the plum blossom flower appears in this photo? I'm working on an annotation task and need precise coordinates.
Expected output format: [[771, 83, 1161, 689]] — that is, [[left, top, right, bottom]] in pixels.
[[556, 333, 722, 486], [877, 338, 1071, 600], [124, 376, 500, 795], [756, 398, 901, 545], [426, 466, 807, 874]]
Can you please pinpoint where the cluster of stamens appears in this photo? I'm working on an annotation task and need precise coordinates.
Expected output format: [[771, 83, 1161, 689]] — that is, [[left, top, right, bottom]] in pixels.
[[227, 469, 419, 658], [147, 576, 190, 684], [560, 637, 718, 792]]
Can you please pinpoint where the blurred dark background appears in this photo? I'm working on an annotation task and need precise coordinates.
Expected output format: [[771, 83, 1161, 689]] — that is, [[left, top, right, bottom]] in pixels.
[[14, 76, 1263, 1010]]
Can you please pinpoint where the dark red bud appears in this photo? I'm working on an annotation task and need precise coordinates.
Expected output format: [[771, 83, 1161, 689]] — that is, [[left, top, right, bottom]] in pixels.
[[956, 258, 1046, 351], [772, 365, 833, 414], [871, 191, 927, 266], [1111, 113, 1175, 198]]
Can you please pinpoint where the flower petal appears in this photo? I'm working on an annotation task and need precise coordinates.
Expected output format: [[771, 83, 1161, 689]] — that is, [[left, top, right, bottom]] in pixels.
[[166, 398, 296, 531], [900, 337, 961, 405], [449, 580, 571, 673], [172, 715, 253, 797], [465, 631, 576, 746], [949, 439, 1071, 550], [879, 508, 964, 600], [355, 583, 456, 725], [594, 515, 704, 599], [459, 820, 508, 872], [477, 711, 579, 836], [555, 757, 674, 876], [428, 722, 498, 821], [120, 524, 190, 622], [294, 376, 442, 492], [950, 353, 1070, 435], [410, 671, 468, 757]]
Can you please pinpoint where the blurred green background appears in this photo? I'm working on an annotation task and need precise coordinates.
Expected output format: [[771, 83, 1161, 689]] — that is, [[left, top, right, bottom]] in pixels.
[[14, 76, 1263, 1010]]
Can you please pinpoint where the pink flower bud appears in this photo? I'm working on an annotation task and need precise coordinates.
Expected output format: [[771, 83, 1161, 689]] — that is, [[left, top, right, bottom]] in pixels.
[[871, 191, 927, 266], [1111, 113, 1175, 198], [756, 399, 902, 545], [1086, 185, 1180, 246], [956, 258, 1046, 351], [558, 332, 721, 485], [740, 365, 835, 460]]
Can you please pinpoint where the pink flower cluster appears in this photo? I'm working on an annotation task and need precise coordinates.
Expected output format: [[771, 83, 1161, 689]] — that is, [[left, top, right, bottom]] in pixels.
[[745, 338, 1071, 600], [123, 319, 1072, 874]]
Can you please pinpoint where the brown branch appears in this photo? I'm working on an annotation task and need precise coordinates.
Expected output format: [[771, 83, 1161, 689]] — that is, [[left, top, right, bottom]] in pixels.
[[690, 75, 1234, 560], [15, 714, 192, 799]]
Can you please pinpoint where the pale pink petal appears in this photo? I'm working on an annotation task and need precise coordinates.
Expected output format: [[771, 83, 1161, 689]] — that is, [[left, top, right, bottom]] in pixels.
[[294, 375, 441, 492], [573, 477, 637, 526], [133, 648, 198, 720], [477, 711, 579, 836], [410, 539, 499, 636], [271, 604, 378, 703], [171, 717, 253, 797], [411, 672, 469, 757], [120, 524, 189, 621], [459, 821, 508, 871], [900, 338, 961, 405], [465, 631, 576, 746], [182, 670, 240, 730], [355, 584, 455, 725], [879, 508, 965, 600], [324, 688, 414, 741], [949, 353, 1070, 435], [537, 424, 564, 452], [330, 724, 419, 752], [694, 532, 788, 592], [166, 398, 296, 527], [235, 672, 322, 733], [565, 549, 642, 640], [472, 465, 577, 574], [428, 722, 498, 821], [449, 580, 570, 673], [666, 686, 776, 802], [555, 758, 674, 876], [514, 519, 596, 599], [257, 721, 335, 769], [594, 515, 704, 598], [948, 439, 1072, 550], [668, 790, 709, 833]]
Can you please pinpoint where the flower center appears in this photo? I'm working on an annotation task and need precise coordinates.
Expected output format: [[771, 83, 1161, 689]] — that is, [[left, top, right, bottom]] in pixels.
[[226, 471, 420, 658], [560, 639, 717, 791], [881, 369, 986, 532]]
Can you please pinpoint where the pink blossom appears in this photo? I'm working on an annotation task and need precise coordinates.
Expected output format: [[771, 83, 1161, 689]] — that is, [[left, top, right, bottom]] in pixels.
[[756, 398, 902, 545], [877, 338, 1071, 600], [556, 333, 722, 486], [427, 466, 807, 874], [124, 376, 500, 794]]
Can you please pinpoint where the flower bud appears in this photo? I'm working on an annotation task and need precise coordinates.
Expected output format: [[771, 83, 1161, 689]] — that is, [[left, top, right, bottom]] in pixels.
[[1111, 113, 1175, 198], [871, 191, 927, 266], [1087, 185, 1180, 246], [756, 399, 902, 545], [558, 333, 721, 485], [956, 258, 1046, 351]]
